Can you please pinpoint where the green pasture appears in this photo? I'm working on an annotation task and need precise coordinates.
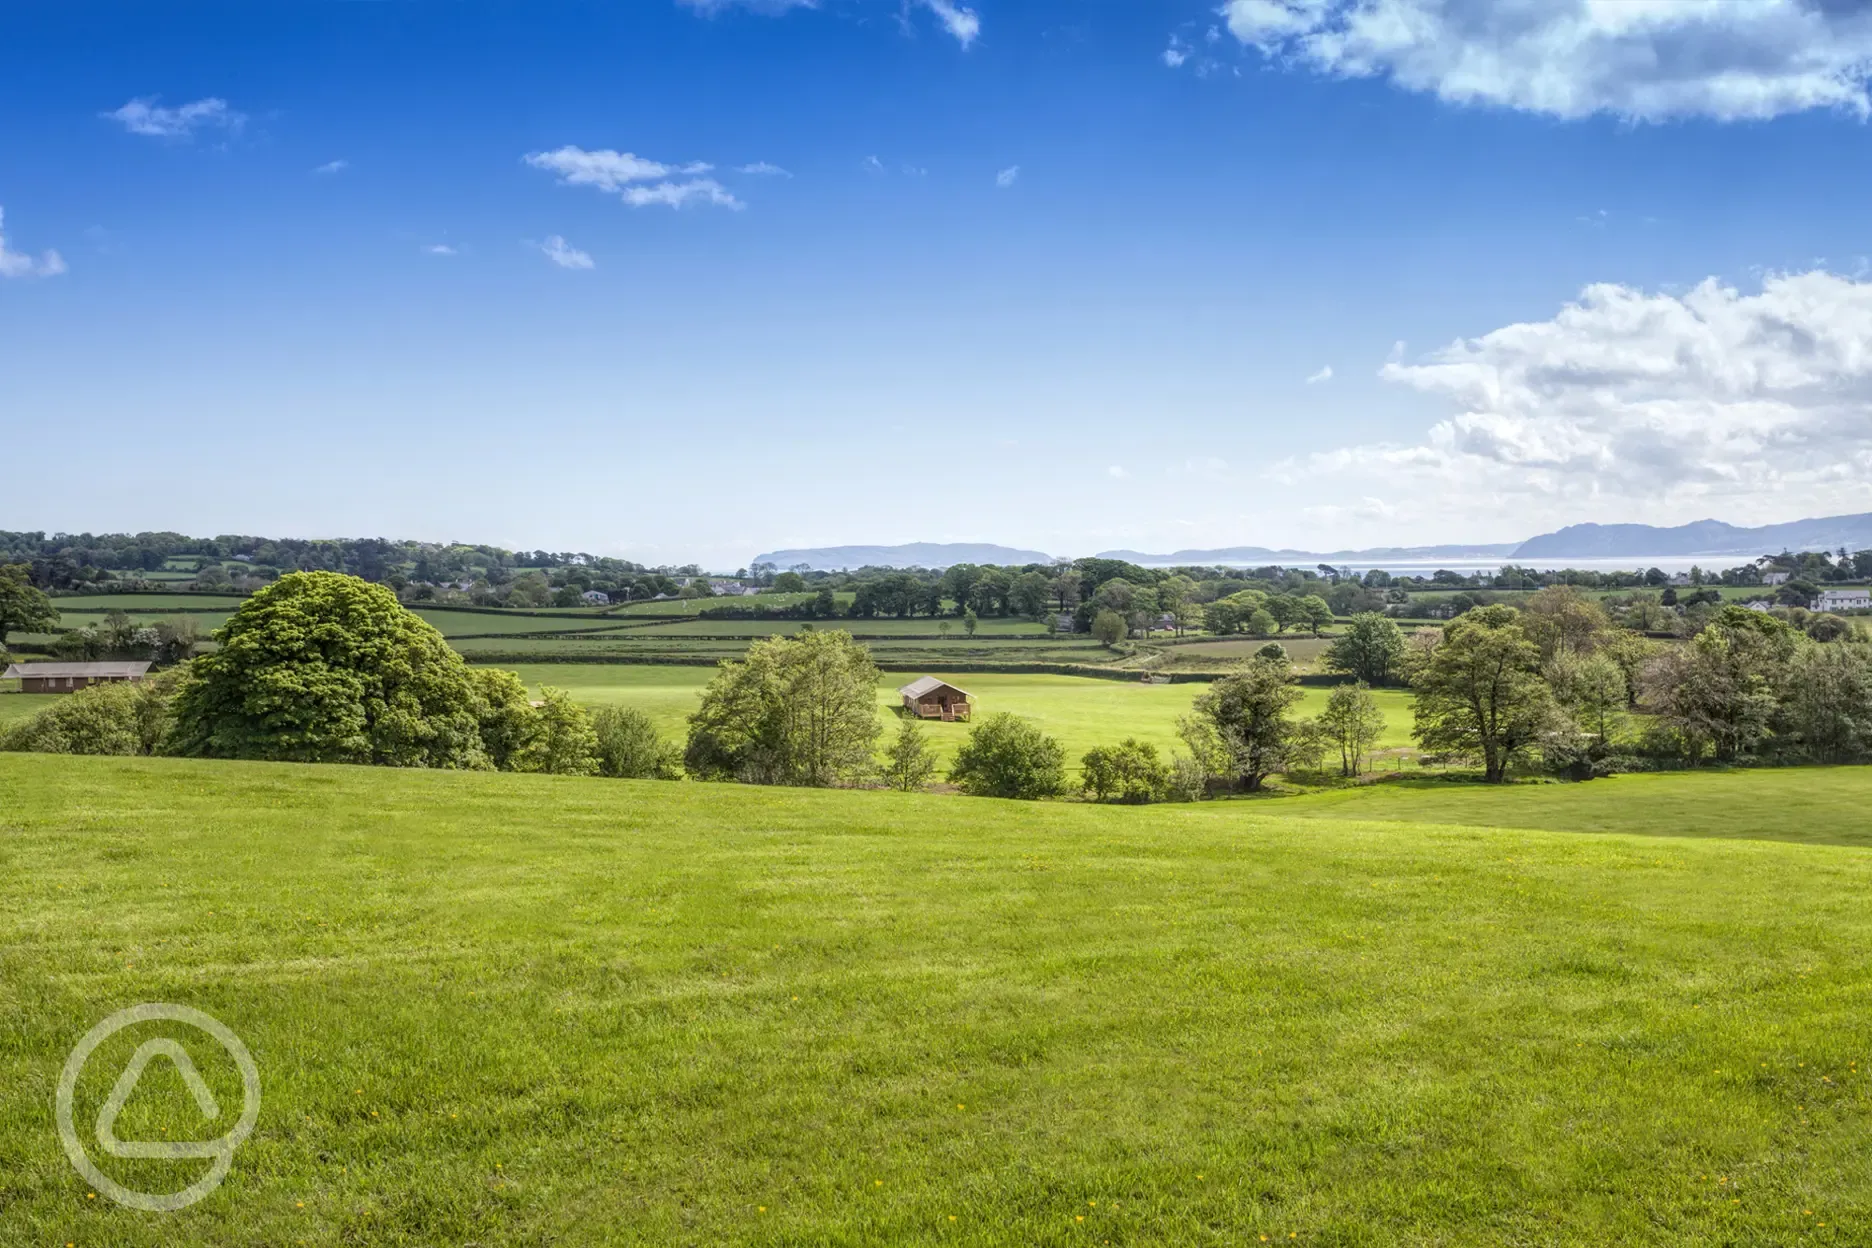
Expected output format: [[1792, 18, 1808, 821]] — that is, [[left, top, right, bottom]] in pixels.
[[619, 617, 1053, 638], [0, 693, 58, 724], [2, 754, 1869, 1246], [44, 594, 245, 611], [499, 664, 1416, 770], [1284, 768, 1872, 848], [46, 609, 234, 632]]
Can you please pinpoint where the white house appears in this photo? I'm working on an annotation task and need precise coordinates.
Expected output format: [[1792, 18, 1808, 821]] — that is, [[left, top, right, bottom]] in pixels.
[[1762, 572, 1791, 586], [1813, 588, 1872, 613], [1745, 601, 1774, 613], [580, 590, 610, 605]]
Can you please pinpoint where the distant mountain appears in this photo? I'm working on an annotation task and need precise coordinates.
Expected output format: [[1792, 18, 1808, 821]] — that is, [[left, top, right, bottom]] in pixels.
[[1094, 543, 1519, 566], [1513, 513, 1872, 559], [751, 542, 1061, 571]]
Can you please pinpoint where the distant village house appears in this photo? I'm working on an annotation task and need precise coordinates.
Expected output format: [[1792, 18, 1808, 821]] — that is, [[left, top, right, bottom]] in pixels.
[[4, 661, 152, 694], [580, 590, 610, 605], [1814, 588, 1872, 613]]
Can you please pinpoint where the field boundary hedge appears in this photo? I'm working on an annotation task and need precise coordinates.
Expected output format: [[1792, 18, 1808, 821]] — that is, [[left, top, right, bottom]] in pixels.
[[461, 653, 1367, 686]]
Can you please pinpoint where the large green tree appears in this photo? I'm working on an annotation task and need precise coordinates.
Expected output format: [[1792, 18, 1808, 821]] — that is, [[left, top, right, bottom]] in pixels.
[[1318, 682, 1386, 777], [1323, 613, 1406, 686], [1411, 605, 1557, 782], [0, 564, 58, 644], [166, 571, 492, 767], [1188, 651, 1308, 791], [684, 630, 881, 786]]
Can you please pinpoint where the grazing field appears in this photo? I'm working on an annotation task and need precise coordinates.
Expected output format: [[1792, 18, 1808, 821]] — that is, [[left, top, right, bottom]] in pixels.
[[500, 664, 1415, 771], [0, 693, 59, 723], [46, 609, 235, 632], [1, 754, 1868, 1246], [44, 594, 245, 612]]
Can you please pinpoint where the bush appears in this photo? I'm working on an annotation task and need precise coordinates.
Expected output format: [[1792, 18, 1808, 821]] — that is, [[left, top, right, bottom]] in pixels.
[[1080, 738, 1171, 803], [516, 688, 600, 775], [591, 706, 682, 779], [948, 712, 1066, 800], [1, 676, 174, 756]]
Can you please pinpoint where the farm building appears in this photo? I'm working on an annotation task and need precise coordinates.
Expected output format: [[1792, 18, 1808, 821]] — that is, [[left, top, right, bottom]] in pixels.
[[580, 590, 611, 605], [3, 661, 152, 694], [1762, 572, 1791, 586], [898, 676, 972, 721]]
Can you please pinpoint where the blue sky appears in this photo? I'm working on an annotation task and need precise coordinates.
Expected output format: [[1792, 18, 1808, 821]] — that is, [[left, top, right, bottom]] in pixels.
[[7, 1, 1872, 566]]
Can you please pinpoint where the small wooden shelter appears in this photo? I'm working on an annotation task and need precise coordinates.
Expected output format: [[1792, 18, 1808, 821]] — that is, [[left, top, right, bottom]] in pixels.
[[898, 675, 972, 722], [3, 661, 152, 694]]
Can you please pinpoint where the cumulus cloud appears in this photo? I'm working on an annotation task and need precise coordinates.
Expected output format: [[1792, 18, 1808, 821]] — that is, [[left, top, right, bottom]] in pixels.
[[524, 145, 742, 210], [678, 0, 978, 47], [1297, 270, 1872, 527], [536, 236, 594, 269], [1220, 0, 1872, 122], [104, 96, 245, 139], [1162, 42, 1189, 68], [0, 208, 66, 279], [919, 0, 980, 48], [424, 243, 458, 256], [1306, 365, 1333, 384], [313, 159, 349, 175], [995, 165, 1020, 188]]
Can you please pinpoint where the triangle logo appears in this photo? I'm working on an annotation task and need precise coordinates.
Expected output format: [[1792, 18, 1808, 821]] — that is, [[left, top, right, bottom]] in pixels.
[[94, 1039, 226, 1161]]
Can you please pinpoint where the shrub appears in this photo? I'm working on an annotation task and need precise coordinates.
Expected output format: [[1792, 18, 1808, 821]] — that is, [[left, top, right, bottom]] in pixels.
[[1080, 738, 1171, 803], [1091, 609, 1127, 647], [1, 676, 174, 756], [592, 706, 682, 779], [515, 688, 599, 776], [948, 712, 1065, 800]]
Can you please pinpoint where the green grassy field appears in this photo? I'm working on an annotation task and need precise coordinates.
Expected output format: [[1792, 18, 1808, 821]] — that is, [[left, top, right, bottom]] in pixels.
[[45, 594, 246, 611], [0, 692, 59, 723], [1, 754, 1868, 1245], [499, 664, 1415, 771]]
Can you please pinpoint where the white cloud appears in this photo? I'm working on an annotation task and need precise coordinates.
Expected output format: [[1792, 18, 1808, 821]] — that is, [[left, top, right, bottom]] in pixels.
[[424, 244, 458, 256], [995, 165, 1020, 189], [0, 208, 65, 279], [536, 236, 594, 269], [1306, 365, 1333, 384], [1298, 270, 1872, 528], [919, 0, 980, 48], [863, 155, 887, 174], [678, 0, 978, 47], [621, 179, 744, 209], [1107, 465, 1129, 479], [104, 96, 245, 139], [1221, 0, 1872, 122], [524, 145, 742, 210], [1162, 44, 1189, 68], [313, 159, 349, 175], [736, 161, 791, 176]]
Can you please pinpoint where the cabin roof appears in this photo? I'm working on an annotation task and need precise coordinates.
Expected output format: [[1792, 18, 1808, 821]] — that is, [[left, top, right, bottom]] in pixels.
[[897, 675, 971, 699], [3, 661, 153, 679]]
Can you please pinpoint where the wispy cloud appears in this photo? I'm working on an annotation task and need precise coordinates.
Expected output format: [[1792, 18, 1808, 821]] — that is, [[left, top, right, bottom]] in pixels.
[[104, 96, 245, 140], [995, 165, 1020, 188], [1163, 40, 1190, 68], [863, 155, 887, 174], [424, 243, 458, 257], [313, 159, 349, 175], [536, 236, 594, 269], [525, 145, 743, 210], [919, 0, 980, 48], [1107, 465, 1129, 479], [1306, 365, 1333, 384], [736, 161, 791, 177], [0, 208, 65, 279]]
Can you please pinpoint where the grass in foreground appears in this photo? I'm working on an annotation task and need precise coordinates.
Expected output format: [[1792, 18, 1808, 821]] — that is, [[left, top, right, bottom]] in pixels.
[[1, 755, 1868, 1245]]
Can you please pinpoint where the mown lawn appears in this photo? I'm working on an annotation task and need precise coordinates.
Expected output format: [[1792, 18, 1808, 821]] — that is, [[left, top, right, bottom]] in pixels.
[[0, 693, 59, 724], [500, 664, 1417, 771], [1, 755, 1868, 1245], [1282, 767, 1872, 849]]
